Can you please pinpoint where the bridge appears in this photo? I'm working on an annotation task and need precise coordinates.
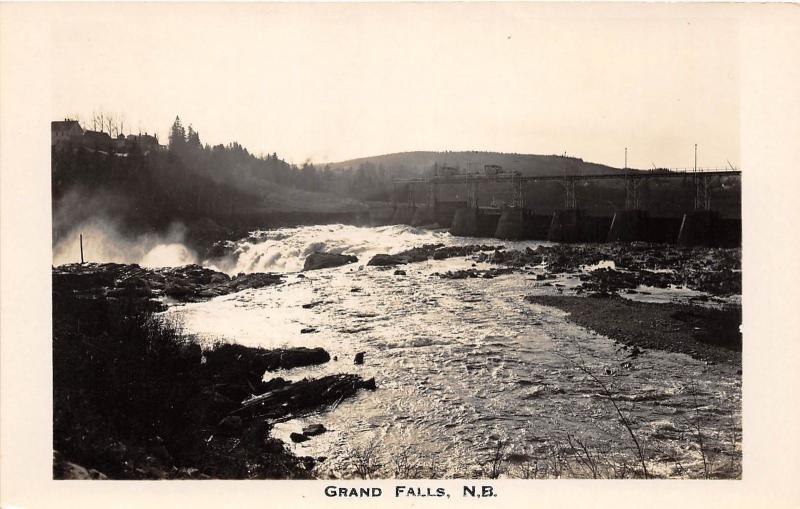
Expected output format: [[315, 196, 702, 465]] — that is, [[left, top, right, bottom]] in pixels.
[[384, 167, 741, 246]]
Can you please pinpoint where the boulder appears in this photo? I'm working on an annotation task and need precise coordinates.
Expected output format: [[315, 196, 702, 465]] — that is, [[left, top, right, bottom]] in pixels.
[[257, 347, 331, 371], [290, 432, 310, 443], [58, 461, 108, 480], [394, 269, 407, 276], [303, 252, 357, 271], [302, 424, 327, 436], [367, 254, 406, 266], [204, 344, 331, 374], [354, 352, 365, 365]]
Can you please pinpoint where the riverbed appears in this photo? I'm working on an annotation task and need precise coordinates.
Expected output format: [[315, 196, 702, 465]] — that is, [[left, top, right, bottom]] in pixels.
[[166, 224, 742, 479]]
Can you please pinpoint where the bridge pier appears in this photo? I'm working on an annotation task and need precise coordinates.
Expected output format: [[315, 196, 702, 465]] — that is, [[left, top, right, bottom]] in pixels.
[[607, 209, 649, 242], [547, 209, 582, 242], [548, 209, 612, 243], [450, 208, 478, 236], [644, 216, 683, 243], [368, 203, 396, 226], [495, 207, 526, 240], [450, 208, 501, 237], [410, 204, 436, 226], [477, 209, 501, 237], [435, 201, 464, 229], [391, 205, 416, 225], [678, 210, 720, 246], [494, 208, 555, 240]]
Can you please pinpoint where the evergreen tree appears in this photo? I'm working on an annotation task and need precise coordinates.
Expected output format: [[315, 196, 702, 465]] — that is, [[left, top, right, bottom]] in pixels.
[[186, 125, 202, 150], [168, 116, 186, 152]]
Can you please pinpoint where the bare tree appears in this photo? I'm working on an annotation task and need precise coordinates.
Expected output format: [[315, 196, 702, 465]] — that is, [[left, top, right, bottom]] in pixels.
[[483, 440, 506, 479], [565, 433, 600, 478], [389, 446, 419, 478], [347, 441, 382, 479], [682, 380, 711, 478]]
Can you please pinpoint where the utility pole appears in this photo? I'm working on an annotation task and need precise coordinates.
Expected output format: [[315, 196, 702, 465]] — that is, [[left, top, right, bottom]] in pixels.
[[80, 234, 84, 264], [625, 147, 628, 170], [692, 144, 710, 210]]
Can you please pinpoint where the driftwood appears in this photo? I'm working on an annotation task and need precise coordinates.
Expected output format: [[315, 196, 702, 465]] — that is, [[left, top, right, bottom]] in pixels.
[[233, 374, 375, 420]]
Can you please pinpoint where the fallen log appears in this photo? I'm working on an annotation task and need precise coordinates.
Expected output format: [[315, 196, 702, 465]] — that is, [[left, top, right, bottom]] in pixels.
[[233, 374, 375, 420]]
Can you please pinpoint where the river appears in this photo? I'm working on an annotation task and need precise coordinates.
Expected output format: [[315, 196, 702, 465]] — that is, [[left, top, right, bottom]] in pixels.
[[165, 224, 741, 479]]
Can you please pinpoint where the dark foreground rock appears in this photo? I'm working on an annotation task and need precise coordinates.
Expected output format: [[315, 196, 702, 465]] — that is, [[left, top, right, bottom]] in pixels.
[[233, 374, 376, 420], [526, 294, 741, 364], [366, 244, 501, 267], [201, 344, 332, 396], [303, 424, 327, 436], [53, 262, 283, 305], [434, 267, 515, 280], [367, 253, 407, 266], [303, 252, 358, 271], [290, 432, 311, 443], [205, 344, 331, 372], [53, 265, 373, 480]]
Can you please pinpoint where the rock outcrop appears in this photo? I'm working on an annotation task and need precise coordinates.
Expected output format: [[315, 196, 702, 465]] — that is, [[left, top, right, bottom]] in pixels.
[[302, 252, 358, 271]]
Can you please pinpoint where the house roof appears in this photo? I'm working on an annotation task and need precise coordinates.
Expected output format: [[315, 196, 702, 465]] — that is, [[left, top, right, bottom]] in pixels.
[[83, 130, 113, 143], [51, 120, 82, 131], [126, 133, 158, 144]]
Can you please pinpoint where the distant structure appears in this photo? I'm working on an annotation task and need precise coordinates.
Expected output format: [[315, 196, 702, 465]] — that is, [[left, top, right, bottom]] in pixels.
[[50, 119, 84, 146], [436, 165, 461, 177], [126, 133, 160, 152], [82, 130, 114, 151], [51, 119, 164, 154], [483, 164, 504, 176]]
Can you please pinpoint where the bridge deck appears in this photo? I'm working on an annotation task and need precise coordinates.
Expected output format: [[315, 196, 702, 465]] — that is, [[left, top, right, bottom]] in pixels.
[[393, 169, 741, 185]]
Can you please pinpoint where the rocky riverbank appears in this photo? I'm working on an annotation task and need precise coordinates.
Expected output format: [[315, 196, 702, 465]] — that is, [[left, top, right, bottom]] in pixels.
[[53, 263, 375, 479], [526, 294, 741, 365], [367, 241, 741, 364], [53, 262, 284, 304], [367, 242, 740, 298]]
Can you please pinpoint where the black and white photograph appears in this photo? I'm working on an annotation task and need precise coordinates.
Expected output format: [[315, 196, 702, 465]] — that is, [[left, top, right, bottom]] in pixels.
[[1, 2, 799, 508]]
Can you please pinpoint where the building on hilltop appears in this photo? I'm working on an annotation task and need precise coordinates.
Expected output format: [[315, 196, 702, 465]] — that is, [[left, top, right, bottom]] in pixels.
[[51, 119, 84, 146], [82, 130, 114, 152], [126, 133, 160, 153], [114, 134, 128, 153], [52, 118, 165, 154]]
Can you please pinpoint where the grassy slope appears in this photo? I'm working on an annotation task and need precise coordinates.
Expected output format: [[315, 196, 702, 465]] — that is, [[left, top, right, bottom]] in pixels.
[[325, 151, 631, 177], [255, 184, 365, 213]]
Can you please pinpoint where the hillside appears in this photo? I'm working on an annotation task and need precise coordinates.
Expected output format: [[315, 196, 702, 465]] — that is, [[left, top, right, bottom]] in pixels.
[[325, 151, 635, 177], [323, 150, 739, 218]]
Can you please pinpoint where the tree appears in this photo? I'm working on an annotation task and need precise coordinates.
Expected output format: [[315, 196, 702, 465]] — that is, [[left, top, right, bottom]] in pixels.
[[168, 116, 186, 152], [186, 125, 202, 150]]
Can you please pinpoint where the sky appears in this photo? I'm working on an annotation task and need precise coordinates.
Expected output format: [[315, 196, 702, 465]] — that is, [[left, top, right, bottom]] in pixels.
[[49, 3, 739, 169]]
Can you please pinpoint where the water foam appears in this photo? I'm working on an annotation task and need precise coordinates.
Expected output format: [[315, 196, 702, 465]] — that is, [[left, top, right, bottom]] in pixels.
[[205, 224, 450, 274]]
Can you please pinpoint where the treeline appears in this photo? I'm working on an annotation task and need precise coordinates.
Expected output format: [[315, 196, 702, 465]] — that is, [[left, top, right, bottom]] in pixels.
[[51, 116, 372, 245], [52, 127, 261, 238], [164, 116, 422, 201]]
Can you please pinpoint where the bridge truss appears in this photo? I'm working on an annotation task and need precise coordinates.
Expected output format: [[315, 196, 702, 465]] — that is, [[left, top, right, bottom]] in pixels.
[[393, 168, 741, 211]]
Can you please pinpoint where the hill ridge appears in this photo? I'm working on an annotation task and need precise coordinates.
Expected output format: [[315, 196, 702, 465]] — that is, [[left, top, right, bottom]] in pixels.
[[324, 150, 640, 177]]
